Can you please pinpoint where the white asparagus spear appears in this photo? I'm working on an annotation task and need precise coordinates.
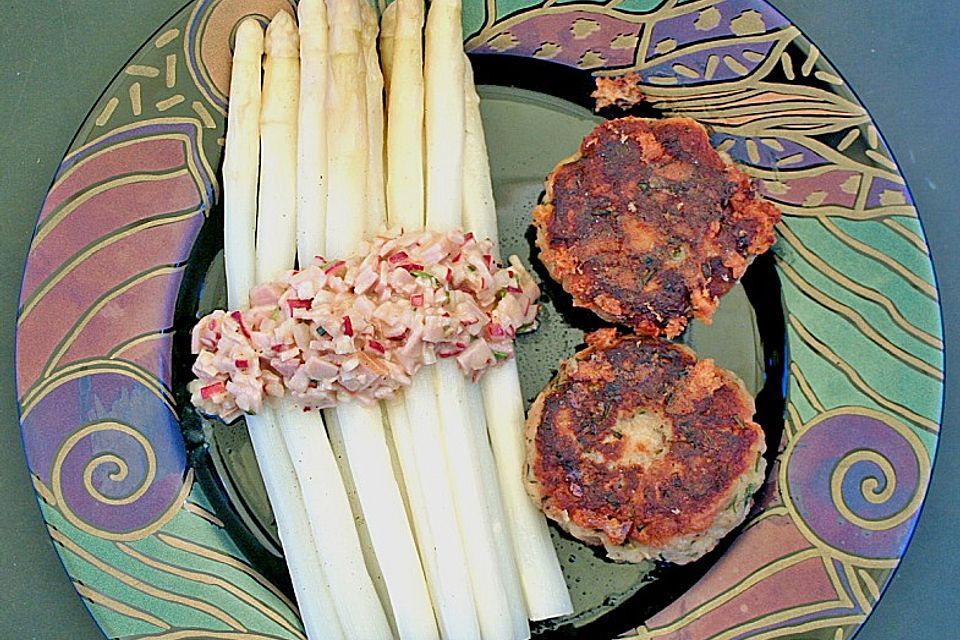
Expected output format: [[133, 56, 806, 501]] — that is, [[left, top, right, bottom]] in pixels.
[[461, 56, 574, 622], [223, 19, 262, 308], [378, 2, 398, 96], [320, 1, 436, 637], [325, 0, 368, 257], [457, 81, 532, 627], [423, 0, 464, 231], [385, 0, 424, 230], [379, 1, 434, 575], [256, 12, 299, 284], [297, 0, 329, 264], [277, 399, 395, 639], [402, 371, 482, 640], [224, 17, 344, 640], [380, 394, 433, 572], [322, 406, 396, 633], [378, 1, 417, 513], [328, 401, 439, 640], [461, 58, 498, 251], [244, 412, 345, 640], [465, 380, 529, 639], [479, 361, 573, 620], [425, 1, 522, 637], [432, 363, 525, 639], [360, 2, 386, 227]]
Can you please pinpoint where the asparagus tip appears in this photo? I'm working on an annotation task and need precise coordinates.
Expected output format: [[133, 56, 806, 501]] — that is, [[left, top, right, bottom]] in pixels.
[[236, 17, 264, 38], [297, 0, 326, 23], [381, 0, 398, 23], [265, 10, 300, 58], [234, 18, 265, 56]]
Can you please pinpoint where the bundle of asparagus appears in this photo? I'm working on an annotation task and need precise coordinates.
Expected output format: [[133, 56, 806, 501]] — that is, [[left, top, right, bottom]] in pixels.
[[219, 1, 572, 638], [380, 0, 574, 632]]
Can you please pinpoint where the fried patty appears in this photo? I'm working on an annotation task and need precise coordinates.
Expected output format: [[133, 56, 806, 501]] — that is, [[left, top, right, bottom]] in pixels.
[[532, 117, 781, 338], [525, 329, 766, 564]]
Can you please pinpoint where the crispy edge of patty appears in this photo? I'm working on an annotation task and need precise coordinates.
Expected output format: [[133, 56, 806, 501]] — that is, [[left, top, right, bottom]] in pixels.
[[524, 331, 767, 564], [532, 116, 781, 338]]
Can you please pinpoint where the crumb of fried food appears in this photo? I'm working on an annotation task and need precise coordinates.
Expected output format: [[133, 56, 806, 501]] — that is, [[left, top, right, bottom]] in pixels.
[[592, 73, 646, 111]]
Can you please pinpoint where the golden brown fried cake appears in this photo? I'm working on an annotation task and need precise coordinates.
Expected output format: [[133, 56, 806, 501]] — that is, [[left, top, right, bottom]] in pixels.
[[525, 329, 766, 564], [532, 117, 781, 338]]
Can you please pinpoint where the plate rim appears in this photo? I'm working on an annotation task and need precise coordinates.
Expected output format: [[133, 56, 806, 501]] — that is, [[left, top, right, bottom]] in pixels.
[[14, 0, 944, 638]]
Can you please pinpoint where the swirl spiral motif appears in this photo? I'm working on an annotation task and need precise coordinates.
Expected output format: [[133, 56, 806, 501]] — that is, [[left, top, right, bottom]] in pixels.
[[57, 421, 157, 511], [21, 370, 188, 540], [781, 408, 931, 561]]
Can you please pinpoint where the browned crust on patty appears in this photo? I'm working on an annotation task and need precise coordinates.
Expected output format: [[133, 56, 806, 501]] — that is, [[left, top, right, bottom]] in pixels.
[[525, 328, 766, 563], [533, 117, 781, 338]]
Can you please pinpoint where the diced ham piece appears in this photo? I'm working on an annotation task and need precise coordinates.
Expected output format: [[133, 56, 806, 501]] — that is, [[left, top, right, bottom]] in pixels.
[[249, 282, 285, 307]]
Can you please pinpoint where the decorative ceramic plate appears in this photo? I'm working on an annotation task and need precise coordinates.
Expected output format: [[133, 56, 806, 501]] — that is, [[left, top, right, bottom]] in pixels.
[[16, 1, 943, 639]]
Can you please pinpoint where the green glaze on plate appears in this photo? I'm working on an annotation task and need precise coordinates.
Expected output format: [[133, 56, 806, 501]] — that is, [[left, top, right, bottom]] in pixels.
[[15, 0, 943, 639]]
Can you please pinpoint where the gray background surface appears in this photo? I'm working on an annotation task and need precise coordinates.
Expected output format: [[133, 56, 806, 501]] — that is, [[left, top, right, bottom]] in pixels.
[[1, 1, 956, 638]]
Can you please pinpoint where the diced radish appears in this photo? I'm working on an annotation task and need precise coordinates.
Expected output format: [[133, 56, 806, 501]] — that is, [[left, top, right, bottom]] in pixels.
[[230, 310, 252, 338], [388, 250, 409, 264], [486, 323, 505, 339], [324, 259, 346, 274], [288, 298, 313, 312], [200, 381, 226, 399]]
